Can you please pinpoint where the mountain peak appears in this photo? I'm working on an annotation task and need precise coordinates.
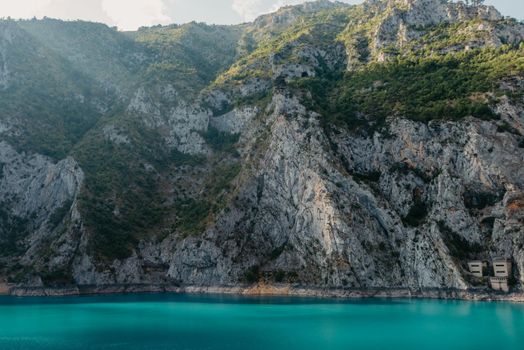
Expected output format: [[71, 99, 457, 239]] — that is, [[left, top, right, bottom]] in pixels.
[[253, 0, 349, 25], [357, 0, 504, 49], [374, 0, 503, 22]]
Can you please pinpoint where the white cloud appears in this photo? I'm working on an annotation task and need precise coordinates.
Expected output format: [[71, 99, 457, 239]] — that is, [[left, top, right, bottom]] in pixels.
[[101, 0, 171, 30], [232, 0, 263, 21], [232, 0, 322, 22], [0, 0, 520, 28], [0, 0, 52, 18]]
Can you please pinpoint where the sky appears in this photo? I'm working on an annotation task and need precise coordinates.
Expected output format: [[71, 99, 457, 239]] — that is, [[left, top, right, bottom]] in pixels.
[[0, 0, 521, 31]]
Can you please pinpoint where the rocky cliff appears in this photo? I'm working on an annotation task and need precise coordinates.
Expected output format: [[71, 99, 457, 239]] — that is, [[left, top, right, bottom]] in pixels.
[[0, 0, 523, 295]]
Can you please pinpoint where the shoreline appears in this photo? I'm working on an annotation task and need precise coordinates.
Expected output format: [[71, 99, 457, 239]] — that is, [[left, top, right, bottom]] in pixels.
[[2, 283, 524, 302]]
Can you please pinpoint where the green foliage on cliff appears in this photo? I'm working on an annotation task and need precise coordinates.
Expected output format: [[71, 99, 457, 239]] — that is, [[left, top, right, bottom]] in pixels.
[[73, 122, 169, 260], [201, 127, 240, 153], [0, 205, 28, 257], [174, 198, 211, 236], [135, 22, 243, 97], [293, 44, 523, 130]]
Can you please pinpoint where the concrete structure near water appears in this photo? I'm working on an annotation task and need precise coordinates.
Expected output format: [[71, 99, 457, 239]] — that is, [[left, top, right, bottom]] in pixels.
[[467, 258, 512, 293], [467, 261, 486, 277], [492, 259, 512, 278], [490, 258, 512, 292], [490, 277, 509, 292]]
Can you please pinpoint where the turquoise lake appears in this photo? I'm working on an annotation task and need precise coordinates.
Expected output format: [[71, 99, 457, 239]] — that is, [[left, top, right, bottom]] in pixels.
[[0, 294, 523, 350]]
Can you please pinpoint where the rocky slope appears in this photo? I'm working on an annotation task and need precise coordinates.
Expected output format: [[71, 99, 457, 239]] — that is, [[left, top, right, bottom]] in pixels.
[[0, 0, 523, 294]]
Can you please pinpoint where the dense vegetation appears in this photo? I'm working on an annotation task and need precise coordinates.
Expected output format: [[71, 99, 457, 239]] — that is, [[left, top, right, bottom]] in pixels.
[[74, 127, 168, 260], [134, 23, 243, 98], [0, 204, 28, 257], [293, 44, 524, 131]]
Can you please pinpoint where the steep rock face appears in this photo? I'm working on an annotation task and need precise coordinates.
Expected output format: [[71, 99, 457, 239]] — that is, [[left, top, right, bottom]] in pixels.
[[336, 117, 524, 286], [158, 93, 524, 290], [0, 142, 84, 284], [271, 39, 347, 81], [352, 0, 521, 64], [128, 85, 210, 154], [0, 0, 523, 293], [63, 89, 524, 290], [248, 0, 346, 43]]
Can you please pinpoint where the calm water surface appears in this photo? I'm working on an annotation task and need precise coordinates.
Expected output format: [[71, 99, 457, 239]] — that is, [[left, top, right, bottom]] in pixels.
[[0, 293, 523, 350]]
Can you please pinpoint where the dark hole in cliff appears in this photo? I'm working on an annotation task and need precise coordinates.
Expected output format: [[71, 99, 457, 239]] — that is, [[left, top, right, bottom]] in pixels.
[[463, 190, 503, 210], [207, 99, 233, 117], [404, 204, 427, 227], [403, 189, 428, 227], [6, 264, 30, 284], [352, 170, 381, 183], [480, 216, 496, 233], [301, 71, 309, 78]]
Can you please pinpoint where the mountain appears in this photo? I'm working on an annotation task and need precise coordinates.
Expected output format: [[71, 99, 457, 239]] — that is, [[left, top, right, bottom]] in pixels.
[[0, 0, 523, 295]]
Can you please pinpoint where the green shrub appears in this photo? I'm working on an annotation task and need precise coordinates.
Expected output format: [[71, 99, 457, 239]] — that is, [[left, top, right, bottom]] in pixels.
[[208, 164, 241, 196], [174, 198, 211, 236], [47, 199, 73, 229], [171, 150, 206, 166], [75, 133, 168, 261], [403, 200, 428, 227], [274, 270, 286, 283], [497, 121, 520, 135], [244, 265, 260, 283], [40, 268, 74, 287], [0, 206, 29, 256], [201, 126, 240, 153]]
